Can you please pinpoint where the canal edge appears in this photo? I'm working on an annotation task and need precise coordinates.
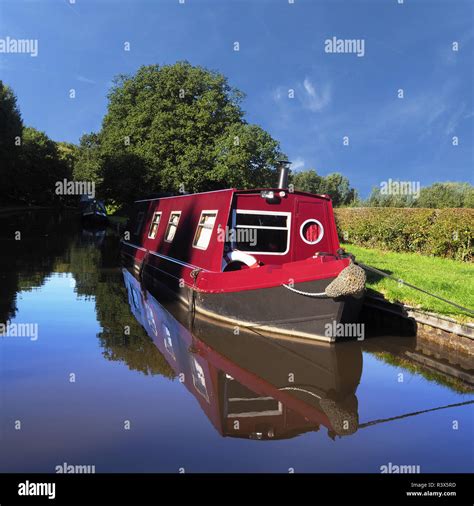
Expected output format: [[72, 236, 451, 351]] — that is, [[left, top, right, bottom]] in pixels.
[[364, 294, 474, 355]]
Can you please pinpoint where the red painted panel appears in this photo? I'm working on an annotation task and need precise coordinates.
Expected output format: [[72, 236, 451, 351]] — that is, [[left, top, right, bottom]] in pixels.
[[233, 191, 340, 265], [127, 189, 342, 283], [196, 256, 350, 293], [139, 189, 235, 272]]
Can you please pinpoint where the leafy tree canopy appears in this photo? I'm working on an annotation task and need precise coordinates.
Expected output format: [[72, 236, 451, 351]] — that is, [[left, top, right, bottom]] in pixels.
[[73, 133, 102, 183], [0, 81, 23, 203], [291, 169, 358, 207], [417, 182, 474, 208], [94, 62, 284, 201], [366, 181, 473, 208], [18, 127, 72, 204]]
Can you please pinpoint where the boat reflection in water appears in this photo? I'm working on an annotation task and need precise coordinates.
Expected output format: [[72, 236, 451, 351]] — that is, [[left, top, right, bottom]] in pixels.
[[123, 268, 363, 441]]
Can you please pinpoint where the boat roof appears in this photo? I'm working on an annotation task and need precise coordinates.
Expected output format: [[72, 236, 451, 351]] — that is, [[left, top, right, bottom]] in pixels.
[[134, 188, 332, 203]]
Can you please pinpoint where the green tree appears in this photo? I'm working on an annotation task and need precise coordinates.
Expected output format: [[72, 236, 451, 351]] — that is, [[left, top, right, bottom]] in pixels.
[[291, 169, 322, 193], [211, 123, 282, 189], [18, 127, 71, 204], [56, 141, 78, 174], [365, 182, 474, 208], [291, 169, 357, 206], [366, 186, 415, 208], [319, 173, 357, 207], [0, 81, 23, 203], [100, 152, 148, 204], [416, 182, 474, 208], [73, 133, 103, 184], [98, 62, 283, 201]]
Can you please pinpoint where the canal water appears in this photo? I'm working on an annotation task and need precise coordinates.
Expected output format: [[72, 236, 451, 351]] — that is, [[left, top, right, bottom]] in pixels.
[[0, 211, 472, 473]]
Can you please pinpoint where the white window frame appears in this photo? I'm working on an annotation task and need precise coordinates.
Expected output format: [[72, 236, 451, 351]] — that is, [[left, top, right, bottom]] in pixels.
[[191, 356, 209, 403], [162, 323, 176, 361], [226, 398, 283, 418], [164, 211, 181, 243], [231, 209, 291, 256], [300, 218, 325, 245], [192, 210, 218, 250], [147, 211, 162, 239]]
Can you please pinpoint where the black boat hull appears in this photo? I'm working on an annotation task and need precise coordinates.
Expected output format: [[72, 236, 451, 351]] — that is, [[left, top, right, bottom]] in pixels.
[[81, 212, 108, 228], [121, 253, 364, 343]]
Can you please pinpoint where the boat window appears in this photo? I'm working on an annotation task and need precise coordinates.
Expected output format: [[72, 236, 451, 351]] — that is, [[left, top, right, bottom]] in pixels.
[[234, 211, 290, 255], [134, 212, 145, 235], [193, 211, 218, 250], [147, 211, 162, 239], [164, 211, 181, 242], [191, 356, 209, 403], [300, 219, 324, 245]]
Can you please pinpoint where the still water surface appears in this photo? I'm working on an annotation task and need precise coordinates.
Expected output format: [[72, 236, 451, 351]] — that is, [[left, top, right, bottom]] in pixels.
[[0, 212, 472, 473]]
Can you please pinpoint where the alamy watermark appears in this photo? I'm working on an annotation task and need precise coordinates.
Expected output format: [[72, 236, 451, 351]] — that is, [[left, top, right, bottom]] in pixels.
[[0, 36, 38, 57], [217, 226, 257, 246], [18, 481, 55, 500], [55, 179, 95, 198], [325, 321, 365, 341], [380, 178, 420, 198], [324, 36, 365, 57], [380, 462, 421, 474], [55, 462, 96, 473], [0, 321, 38, 341]]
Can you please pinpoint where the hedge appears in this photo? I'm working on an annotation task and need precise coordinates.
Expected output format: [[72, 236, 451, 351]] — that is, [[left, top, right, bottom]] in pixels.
[[334, 208, 473, 262]]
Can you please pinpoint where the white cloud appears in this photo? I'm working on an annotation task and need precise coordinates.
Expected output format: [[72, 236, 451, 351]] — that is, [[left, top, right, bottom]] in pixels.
[[272, 86, 283, 102], [271, 79, 331, 112], [302, 78, 331, 112], [291, 157, 305, 171], [445, 102, 467, 135], [76, 75, 96, 85]]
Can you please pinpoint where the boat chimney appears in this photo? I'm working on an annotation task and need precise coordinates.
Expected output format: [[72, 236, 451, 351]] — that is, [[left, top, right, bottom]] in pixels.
[[277, 159, 290, 189]]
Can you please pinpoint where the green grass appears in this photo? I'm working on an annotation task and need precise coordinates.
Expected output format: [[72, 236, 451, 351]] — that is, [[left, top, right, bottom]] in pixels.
[[341, 243, 474, 322]]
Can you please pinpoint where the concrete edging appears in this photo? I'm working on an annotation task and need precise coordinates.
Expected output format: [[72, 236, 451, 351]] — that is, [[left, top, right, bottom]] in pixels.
[[364, 294, 474, 355]]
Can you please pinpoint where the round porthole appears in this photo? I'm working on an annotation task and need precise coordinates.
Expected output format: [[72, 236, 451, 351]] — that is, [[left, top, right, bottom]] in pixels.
[[300, 219, 324, 245]]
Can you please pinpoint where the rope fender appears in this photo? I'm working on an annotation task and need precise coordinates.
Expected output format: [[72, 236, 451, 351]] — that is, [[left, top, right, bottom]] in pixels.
[[282, 261, 366, 299]]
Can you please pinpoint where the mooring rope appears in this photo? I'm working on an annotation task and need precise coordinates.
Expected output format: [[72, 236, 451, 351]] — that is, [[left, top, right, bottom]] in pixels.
[[356, 262, 474, 316], [281, 284, 328, 298], [188, 268, 203, 329], [359, 399, 474, 429], [278, 386, 323, 400], [282, 261, 366, 299]]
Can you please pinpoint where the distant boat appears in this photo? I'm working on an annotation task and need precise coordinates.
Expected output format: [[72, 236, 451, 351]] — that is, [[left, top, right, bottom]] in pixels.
[[80, 196, 108, 228], [121, 166, 365, 342]]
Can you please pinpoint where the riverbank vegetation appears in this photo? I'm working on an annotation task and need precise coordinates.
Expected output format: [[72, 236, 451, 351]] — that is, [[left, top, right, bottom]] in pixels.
[[0, 82, 73, 205], [343, 243, 474, 321], [336, 208, 473, 262], [292, 169, 473, 209]]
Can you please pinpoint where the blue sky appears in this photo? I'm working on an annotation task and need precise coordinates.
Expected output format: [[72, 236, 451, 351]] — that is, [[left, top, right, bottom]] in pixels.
[[1, 0, 472, 196]]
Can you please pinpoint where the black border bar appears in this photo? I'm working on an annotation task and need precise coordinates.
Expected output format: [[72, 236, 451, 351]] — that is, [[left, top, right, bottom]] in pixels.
[[0, 473, 472, 505]]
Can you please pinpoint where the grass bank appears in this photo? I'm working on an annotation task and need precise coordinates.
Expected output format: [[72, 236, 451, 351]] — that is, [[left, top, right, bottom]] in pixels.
[[342, 243, 474, 322]]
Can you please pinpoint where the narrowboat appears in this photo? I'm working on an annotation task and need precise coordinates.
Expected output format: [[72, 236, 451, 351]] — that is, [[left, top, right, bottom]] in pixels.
[[121, 167, 365, 342], [80, 196, 108, 228], [123, 268, 362, 439]]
